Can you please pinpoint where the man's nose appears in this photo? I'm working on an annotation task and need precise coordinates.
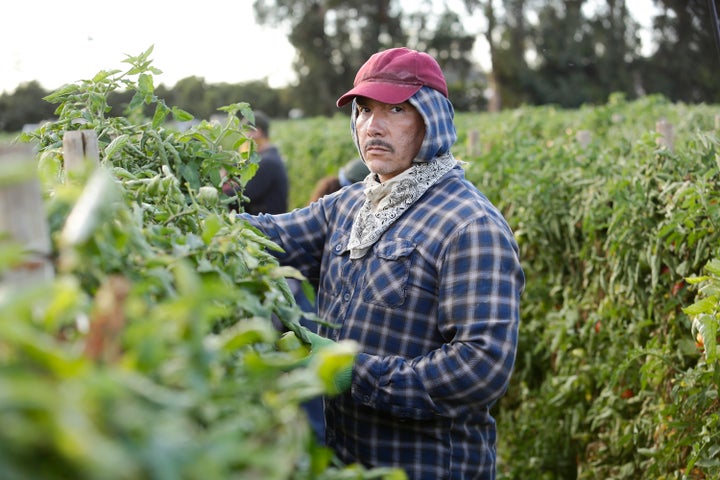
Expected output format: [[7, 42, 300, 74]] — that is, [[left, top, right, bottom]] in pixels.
[[365, 113, 385, 136]]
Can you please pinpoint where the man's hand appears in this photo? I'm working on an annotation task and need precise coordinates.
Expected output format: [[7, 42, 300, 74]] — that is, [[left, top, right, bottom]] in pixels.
[[277, 328, 355, 394], [301, 330, 336, 360]]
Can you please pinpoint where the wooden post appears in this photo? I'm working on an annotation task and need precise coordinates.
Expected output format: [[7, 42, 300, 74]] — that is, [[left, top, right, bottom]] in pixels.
[[466, 129, 481, 158], [655, 119, 675, 152], [63, 130, 99, 171], [576, 130, 592, 148], [0, 145, 54, 286]]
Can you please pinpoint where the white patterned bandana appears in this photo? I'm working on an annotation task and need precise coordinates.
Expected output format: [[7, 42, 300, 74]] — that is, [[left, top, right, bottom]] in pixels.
[[347, 152, 457, 259]]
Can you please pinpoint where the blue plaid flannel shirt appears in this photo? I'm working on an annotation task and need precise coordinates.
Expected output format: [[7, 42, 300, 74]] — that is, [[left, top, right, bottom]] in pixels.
[[240, 164, 524, 480]]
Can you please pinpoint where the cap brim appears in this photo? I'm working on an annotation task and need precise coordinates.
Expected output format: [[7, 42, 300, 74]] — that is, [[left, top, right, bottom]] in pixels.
[[336, 82, 423, 107]]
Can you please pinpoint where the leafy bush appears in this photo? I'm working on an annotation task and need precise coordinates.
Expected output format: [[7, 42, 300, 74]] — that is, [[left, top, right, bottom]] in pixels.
[[1, 47, 403, 480], [454, 94, 720, 479]]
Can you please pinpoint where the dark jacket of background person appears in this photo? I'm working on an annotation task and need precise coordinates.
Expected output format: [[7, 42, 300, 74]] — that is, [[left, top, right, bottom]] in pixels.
[[240, 144, 288, 214], [223, 111, 289, 214]]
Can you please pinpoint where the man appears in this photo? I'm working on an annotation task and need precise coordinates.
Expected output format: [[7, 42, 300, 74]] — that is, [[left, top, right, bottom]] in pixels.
[[239, 47, 524, 479], [223, 111, 289, 214]]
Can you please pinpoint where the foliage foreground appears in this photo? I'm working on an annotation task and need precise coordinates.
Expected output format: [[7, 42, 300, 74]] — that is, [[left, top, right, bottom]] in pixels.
[[0, 48, 403, 480]]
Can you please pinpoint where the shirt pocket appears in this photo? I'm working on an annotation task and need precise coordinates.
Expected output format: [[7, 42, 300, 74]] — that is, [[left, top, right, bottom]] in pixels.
[[362, 238, 416, 308]]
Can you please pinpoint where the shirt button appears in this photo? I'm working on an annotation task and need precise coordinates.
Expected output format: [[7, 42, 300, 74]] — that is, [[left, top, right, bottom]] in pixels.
[[335, 245, 342, 251], [343, 293, 350, 301]]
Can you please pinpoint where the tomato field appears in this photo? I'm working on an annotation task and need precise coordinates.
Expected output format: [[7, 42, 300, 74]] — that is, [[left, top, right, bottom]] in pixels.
[[272, 95, 720, 479], [2, 49, 720, 479]]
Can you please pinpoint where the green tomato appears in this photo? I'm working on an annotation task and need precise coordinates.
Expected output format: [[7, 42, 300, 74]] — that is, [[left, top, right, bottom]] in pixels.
[[197, 186, 219, 206]]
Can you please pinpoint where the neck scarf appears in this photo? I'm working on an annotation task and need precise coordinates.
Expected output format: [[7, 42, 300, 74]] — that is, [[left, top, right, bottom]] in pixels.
[[347, 153, 456, 259]]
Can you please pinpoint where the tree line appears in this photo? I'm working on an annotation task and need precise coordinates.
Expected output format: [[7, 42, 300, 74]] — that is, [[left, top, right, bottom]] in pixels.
[[0, 78, 291, 133], [1, 0, 718, 132]]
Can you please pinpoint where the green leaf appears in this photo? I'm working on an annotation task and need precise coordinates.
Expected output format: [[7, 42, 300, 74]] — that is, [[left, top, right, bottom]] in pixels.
[[128, 90, 145, 112], [201, 214, 223, 245], [683, 296, 717, 316], [685, 275, 711, 285], [218, 318, 277, 352], [91, 69, 120, 83], [124, 45, 155, 74], [152, 102, 170, 129], [706, 258, 720, 276], [179, 163, 200, 190], [692, 314, 719, 363], [103, 134, 129, 160], [313, 341, 358, 395], [239, 224, 285, 252], [137, 73, 154, 97], [171, 107, 194, 122], [43, 83, 79, 103]]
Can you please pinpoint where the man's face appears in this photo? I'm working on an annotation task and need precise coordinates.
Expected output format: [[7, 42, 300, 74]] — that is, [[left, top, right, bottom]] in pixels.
[[355, 97, 426, 182]]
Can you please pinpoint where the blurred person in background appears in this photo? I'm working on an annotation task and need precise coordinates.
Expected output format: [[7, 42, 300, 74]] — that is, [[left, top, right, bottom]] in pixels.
[[309, 158, 370, 203], [222, 111, 289, 214]]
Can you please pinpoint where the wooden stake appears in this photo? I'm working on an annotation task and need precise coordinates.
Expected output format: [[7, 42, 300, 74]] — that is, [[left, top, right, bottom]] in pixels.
[[63, 130, 99, 171], [0, 146, 54, 286], [466, 129, 481, 158], [655, 119, 675, 152], [576, 130, 592, 148]]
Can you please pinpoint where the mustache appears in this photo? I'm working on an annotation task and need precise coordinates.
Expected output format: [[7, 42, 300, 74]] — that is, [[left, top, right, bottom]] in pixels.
[[363, 139, 394, 153]]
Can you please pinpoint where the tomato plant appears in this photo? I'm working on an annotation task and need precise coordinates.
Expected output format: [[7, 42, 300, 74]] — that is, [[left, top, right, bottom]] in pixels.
[[2, 47, 403, 480]]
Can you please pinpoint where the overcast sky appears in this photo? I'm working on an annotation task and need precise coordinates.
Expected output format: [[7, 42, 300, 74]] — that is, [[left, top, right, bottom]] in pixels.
[[1, 0, 656, 95]]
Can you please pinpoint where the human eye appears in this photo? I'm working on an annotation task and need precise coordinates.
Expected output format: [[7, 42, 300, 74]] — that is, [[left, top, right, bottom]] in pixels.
[[356, 103, 371, 115]]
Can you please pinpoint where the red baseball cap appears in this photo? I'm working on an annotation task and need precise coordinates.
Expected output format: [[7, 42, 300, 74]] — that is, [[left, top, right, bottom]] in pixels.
[[336, 47, 448, 107]]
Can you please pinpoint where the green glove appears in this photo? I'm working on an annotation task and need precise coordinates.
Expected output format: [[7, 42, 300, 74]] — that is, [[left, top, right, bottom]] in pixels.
[[332, 362, 353, 393], [304, 329, 337, 354], [280, 328, 355, 394]]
